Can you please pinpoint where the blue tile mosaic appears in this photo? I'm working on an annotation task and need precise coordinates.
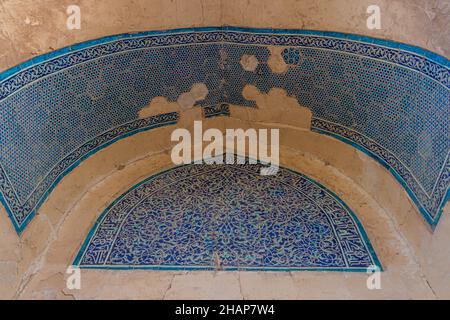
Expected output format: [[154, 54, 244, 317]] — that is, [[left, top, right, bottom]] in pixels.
[[282, 48, 302, 65], [74, 160, 380, 271], [0, 27, 448, 233]]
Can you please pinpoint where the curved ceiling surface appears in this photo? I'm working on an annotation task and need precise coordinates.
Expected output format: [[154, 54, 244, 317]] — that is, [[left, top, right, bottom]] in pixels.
[[0, 27, 448, 232]]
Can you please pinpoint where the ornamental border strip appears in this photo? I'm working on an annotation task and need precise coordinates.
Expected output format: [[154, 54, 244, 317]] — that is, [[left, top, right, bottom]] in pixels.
[[311, 118, 450, 227], [0, 112, 179, 233], [73, 160, 381, 272], [203, 103, 231, 118], [1, 27, 449, 102], [220, 30, 450, 89], [0, 27, 449, 233]]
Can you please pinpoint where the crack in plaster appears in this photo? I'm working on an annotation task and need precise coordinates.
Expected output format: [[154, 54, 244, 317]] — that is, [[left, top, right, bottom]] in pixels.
[[284, 145, 438, 298], [14, 149, 173, 298], [10, 126, 443, 299]]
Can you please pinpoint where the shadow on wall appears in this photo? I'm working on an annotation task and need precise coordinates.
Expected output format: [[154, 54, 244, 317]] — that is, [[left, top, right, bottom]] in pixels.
[[0, 27, 448, 233]]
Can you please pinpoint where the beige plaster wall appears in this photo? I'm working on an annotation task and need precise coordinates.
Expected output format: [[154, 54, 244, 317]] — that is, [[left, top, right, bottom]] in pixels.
[[0, 0, 449, 299], [222, 0, 450, 58], [0, 0, 449, 72], [0, 103, 449, 299], [230, 103, 450, 298], [0, 0, 222, 72], [8, 141, 438, 299]]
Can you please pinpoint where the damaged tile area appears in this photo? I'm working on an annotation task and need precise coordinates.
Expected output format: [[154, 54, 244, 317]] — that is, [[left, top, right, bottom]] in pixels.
[[0, 28, 448, 234]]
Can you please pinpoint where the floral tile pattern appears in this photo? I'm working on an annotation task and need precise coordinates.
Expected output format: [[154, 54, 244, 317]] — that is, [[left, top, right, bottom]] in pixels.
[[74, 161, 380, 271]]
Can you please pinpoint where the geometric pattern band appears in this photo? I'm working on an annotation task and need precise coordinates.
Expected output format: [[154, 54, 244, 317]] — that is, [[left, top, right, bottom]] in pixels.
[[0, 27, 448, 232]]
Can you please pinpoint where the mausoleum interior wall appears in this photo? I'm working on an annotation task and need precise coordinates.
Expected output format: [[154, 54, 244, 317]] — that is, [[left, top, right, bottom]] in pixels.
[[0, 0, 449, 299]]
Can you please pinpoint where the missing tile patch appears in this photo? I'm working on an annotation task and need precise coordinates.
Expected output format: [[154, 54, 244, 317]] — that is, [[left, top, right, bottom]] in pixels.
[[177, 83, 209, 110], [138, 83, 208, 119], [240, 54, 259, 72], [233, 84, 312, 129], [138, 96, 180, 119], [267, 46, 289, 74]]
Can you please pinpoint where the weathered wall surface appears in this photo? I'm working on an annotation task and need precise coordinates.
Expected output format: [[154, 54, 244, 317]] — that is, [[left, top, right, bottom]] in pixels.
[[0, 111, 448, 299], [0, 0, 449, 299], [222, 0, 450, 58], [227, 107, 450, 298], [2, 29, 447, 233], [1, 0, 449, 73], [0, 0, 222, 72]]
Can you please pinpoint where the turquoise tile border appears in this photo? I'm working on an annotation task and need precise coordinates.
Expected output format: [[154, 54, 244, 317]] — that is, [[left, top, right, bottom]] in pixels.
[[0, 27, 448, 233], [73, 157, 382, 272]]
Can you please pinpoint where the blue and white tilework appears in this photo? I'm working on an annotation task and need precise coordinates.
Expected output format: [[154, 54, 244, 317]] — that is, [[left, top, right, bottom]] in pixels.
[[203, 103, 231, 118], [74, 161, 380, 271], [0, 27, 448, 232], [282, 47, 302, 65]]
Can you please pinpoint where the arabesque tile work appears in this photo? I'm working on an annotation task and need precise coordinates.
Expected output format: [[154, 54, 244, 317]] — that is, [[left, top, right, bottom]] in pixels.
[[74, 160, 380, 271]]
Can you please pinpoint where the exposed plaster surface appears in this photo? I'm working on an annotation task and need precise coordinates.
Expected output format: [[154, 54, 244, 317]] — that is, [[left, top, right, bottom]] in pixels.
[[0, 0, 449, 72], [267, 46, 289, 74], [138, 96, 180, 119], [222, 0, 450, 59], [0, 0, 222, 72], [177, 83, 209, 110], [0, 197, 20, 299], [239, 54, 259, 72], [0, 111, 447, 299], [236, 85, 312, 129]]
